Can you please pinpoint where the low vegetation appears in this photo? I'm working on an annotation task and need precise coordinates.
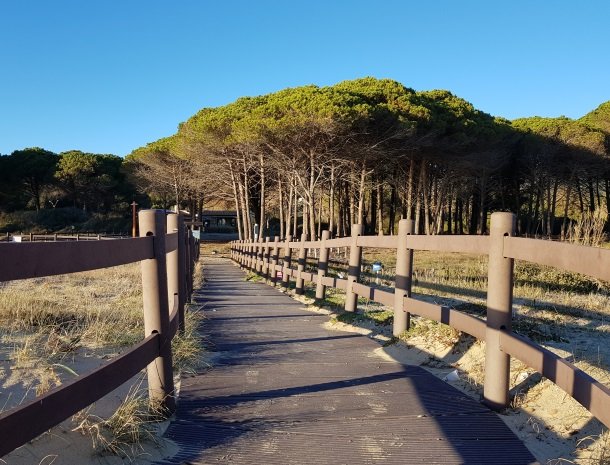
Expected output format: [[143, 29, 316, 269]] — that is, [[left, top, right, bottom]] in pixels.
[[0, 258, 206, 460]]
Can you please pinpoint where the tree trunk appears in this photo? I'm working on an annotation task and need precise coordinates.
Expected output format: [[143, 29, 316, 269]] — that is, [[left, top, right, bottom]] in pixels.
[[259, 153, 266, 239], [406, 158, 415, 219], [389, 181, 396, 235], [293, 185, 298, 236], [561, 180, 573, 240], [242, 157, 252, 240], [228, 161, 243, 240], [278, 179, 284, 239], [329, 165, 335, 237], [357, 165, 367, 224], [576, 175, 584, 214], [588, 179, 596, 212], [376, 182, 383, 235], [317, 192, 323, 238], [370, 179, 376, 234]]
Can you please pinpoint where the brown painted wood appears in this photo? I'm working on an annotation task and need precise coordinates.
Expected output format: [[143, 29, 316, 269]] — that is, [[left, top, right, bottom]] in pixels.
[[0, 334, 160, 457], [0, 236, 154, 282]]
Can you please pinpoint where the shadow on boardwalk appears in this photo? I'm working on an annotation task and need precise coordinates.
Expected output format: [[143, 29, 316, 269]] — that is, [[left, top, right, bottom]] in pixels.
[[154, 258, 538, 465]]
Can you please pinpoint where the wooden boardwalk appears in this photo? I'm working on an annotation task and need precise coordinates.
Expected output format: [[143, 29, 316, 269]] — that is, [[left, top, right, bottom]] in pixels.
[[154, 258, 538, 465]]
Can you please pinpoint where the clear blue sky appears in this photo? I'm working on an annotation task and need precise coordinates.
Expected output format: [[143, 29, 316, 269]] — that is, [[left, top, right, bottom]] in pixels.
[[1, 1, 609, 157]]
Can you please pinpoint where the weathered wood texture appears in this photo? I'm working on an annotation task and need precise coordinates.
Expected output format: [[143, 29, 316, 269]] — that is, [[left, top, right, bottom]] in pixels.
[[154, 259, 538, 465]]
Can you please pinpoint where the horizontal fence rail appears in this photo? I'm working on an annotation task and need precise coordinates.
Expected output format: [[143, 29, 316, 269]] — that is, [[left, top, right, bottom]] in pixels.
[[230, 212, 610, 430], [0, 210, 200, 458], [0, 237, 155, 281], [0, 232, 129, 242]]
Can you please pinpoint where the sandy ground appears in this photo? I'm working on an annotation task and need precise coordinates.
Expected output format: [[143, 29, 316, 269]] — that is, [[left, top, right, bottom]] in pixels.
[[291, 292, 609, 465], [0, 344, 178, 465]]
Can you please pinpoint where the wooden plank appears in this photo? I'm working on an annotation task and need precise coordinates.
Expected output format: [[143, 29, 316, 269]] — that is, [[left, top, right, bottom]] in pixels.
[[352, 282, 394, 307], [0, 237, 154, 282], [403, 297, 487, 340], [0, 334, 160, 457], [326, 237, 352, 248], [165, 259, 538, 465], [500, 331, 610, 429], [504, 237, 610, 282], [406, 235, 489, 255], [356, 235, 398, 249]]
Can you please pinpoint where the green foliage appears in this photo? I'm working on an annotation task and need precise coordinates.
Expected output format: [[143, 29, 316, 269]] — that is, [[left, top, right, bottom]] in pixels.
[[0, 207, 130, 234], [579, 101, 610, 135], [335, 308, 394, 326], [55, 150, 128, 212], [0, 147, 58, 211]]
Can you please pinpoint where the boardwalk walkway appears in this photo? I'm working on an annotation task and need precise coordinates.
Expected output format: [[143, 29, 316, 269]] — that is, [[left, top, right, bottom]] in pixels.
[[155, 258, 538, 465]]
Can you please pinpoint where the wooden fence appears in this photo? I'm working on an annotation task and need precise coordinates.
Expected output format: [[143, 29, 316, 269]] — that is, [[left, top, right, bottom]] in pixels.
[[0, 232, 128, 242], [230, 212, 610, 430], [0, 210, 200, 458]]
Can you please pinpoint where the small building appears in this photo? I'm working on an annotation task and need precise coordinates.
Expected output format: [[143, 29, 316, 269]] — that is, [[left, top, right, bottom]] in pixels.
[[202, 210, 238, 233]]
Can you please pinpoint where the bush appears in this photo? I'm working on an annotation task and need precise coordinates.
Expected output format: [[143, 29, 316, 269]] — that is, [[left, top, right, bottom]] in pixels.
[[0, 208, 88, 233], [0, 208, 130, 234]]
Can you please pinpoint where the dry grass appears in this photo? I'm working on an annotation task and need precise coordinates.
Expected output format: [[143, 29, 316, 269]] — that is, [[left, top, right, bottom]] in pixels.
[[172, 306, 208, 375], [0, 258, 207, 460], [72, 379, 164, 458], [0, 263, 143, 349]]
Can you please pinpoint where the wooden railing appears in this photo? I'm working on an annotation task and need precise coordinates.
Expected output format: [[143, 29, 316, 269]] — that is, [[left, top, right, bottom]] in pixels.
[[0, 210, 200, 458], [0, 232, 127, 242], [230, 212, 610, 430]]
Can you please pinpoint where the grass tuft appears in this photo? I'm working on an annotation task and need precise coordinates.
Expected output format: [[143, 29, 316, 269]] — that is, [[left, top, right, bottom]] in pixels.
[[72, 381, 164, 458]]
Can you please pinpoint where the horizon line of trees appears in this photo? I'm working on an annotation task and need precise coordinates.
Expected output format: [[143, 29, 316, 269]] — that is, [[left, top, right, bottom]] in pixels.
[[0, 148, 144, 221], [128, 77, 610, 241], [4, 78, 609, 239]]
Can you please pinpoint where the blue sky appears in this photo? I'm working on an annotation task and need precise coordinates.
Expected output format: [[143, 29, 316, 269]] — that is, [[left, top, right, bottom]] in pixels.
[[1, 1, 609, 157]]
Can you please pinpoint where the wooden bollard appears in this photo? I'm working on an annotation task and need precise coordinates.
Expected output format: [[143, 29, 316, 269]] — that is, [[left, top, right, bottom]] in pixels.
[[255, 238, 264, 274], [167, 213, 186, 332], [282, 235, 292, 288], [344, 224, 363, 312], [247, 240, 253, 270], [270, 236, 280, 285], [263, 237, 271, 281], [139, 210, 175, 414], [483, 212, 516, 410], [315, 230, 330, 300], [295, 233, 308, 295], [393, 219, 414, 336]]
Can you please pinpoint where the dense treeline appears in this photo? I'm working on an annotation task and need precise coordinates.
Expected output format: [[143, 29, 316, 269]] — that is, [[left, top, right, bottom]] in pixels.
[[5, 78, 608, 238], [129, 77, 610, 241], [0, 149, 142, 232]]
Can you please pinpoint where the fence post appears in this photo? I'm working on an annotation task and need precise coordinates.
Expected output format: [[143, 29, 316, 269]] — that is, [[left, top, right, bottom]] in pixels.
[[295, 233, 308, 295], [185, 229, 193, 298], [263, 236, 271, 281], [483, 212, 516, 411], [248, 240, 254, 270], [344, 224, 363, 312], [282, 234, 292, 288], [393, 219, 414, 336], [254, 238, 262, 274], [246, 240, 253, 270], [270, 236, 280, 285], [316, 230, 330, 300], [139, 209, 176, 414], [167, 213, 186, 333]]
